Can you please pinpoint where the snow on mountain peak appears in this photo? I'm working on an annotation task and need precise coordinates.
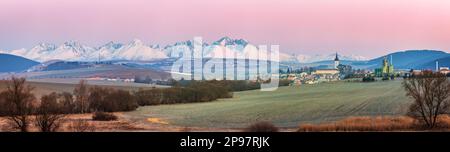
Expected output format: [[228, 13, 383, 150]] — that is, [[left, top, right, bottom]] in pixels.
[[63, 40, 79, 46], [61, 41, 89, 51], [112, 39, 167, 60], [31, 43, 56, 53], [150, 44, 160, 49], [101, 41, 123, 50], [1, 37, 366, 63], [212, 37, 248, 46], [130, 39, 144, 46], [35, 43, 56, 50], [174, 40, 192, 46]]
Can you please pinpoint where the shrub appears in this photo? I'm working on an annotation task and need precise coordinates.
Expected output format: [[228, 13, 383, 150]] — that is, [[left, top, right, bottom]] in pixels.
[[92, 112, 118, 121], [134, 89, 163, 106], [278, 79, 291, 87], [88, 86, 110, 112], [104, 89, 138, 112], [35, 92, 66, 132], [88, 87, 138, 112], [134, 80, 234, 106], [68, 119, 95, 132], [362, 76, 375, 82], [244, 121, 279, 132]]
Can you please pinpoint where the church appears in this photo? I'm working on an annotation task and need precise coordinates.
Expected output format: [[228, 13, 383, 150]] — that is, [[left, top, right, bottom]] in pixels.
[[374, 56, 394, 77], [314, 53, 341, 81]]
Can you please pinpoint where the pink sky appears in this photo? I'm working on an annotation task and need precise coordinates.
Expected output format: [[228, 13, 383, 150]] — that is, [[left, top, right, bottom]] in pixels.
[[1, 0, 450, 58]]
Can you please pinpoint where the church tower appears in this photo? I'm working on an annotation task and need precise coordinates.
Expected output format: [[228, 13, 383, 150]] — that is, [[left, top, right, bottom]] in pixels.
[[389, 55, 394, 74], [382, 56, 388, 74], [334, 52, 340, 69]]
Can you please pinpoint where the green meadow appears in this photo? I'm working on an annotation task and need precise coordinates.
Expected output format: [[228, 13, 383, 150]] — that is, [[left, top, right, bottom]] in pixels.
[[124, 80, 412, 128]]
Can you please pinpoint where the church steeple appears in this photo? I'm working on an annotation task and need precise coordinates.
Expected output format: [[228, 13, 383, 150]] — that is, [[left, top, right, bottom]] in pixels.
[[334, 52, 339, 61], [334, 52, 340, 69]]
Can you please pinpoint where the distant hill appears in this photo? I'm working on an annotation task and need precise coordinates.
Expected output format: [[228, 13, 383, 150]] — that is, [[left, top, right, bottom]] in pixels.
[[366, 50, 450, 70], [416, 56, 450, 70], [299, 60, 367, 69], [0, 64, 170, 80], [2, 49, 448, 73], [30, 61, 95, 72], [0, 53, 39, 73], [297, 50, 449, 70]]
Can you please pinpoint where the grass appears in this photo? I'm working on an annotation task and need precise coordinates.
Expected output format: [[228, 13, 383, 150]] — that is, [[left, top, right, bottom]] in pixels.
[[124, 80, 412, 128], [298, 116, 415, 132], [298, 115, 450, 132], [0, 78, 414, 129]]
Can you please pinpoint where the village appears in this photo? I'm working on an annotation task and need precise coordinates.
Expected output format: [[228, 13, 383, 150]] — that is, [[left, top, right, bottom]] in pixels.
[[280, 53, 450, 85]]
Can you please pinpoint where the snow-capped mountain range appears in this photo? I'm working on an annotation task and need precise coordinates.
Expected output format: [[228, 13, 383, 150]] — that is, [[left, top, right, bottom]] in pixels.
[[0, 37, 367, 63]]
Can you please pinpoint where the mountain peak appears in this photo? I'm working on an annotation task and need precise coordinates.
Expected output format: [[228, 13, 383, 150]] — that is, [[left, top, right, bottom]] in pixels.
[[63, 40, 82, 47], [150, 44, 160, 49], [102, 41, 123, 49], [213, 37, 248, 46], [37, 42, 52, 47], [32, 43, 56, 51], [218, 36, 232, 42], [130, 39, 144, 46]]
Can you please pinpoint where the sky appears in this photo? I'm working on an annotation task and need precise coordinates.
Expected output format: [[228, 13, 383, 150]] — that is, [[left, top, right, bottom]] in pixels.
[[1, 0, 450, 58]]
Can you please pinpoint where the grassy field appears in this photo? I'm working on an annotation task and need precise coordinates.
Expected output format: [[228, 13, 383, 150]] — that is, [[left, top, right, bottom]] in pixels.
[[0, 78, 414, 129], [124, 80, 412, 128]]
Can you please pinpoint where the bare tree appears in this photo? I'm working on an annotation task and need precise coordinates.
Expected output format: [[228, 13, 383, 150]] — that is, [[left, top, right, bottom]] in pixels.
[[0, 92, 8, 116], [35, 92, 66, 132], [60, 92, 75, 114], [74, 80, 89, 113], [403, 71, 450, 129], [1, 77, 36, 132]]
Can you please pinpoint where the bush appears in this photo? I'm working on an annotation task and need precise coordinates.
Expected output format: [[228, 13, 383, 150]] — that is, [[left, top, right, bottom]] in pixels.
[[68, 119, 95, 132], [105, 89, 138, 112], [134, 80, 234, 106], [88, 87, 138, 112], [278, 79, 291, 87], [362, 76, 375, 82], [134, 89, 163, 106], [244, 121, 279, 132], [35, 92, 66, 132], [92, 112, 118, 121]]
